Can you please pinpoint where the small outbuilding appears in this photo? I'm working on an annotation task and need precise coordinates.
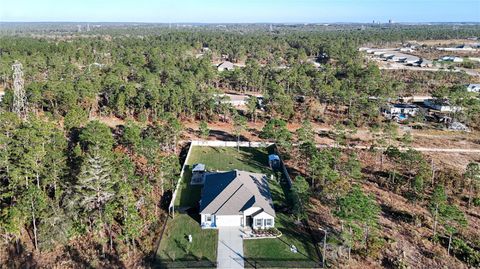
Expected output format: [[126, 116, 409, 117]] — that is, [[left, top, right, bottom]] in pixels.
[[191, 163, 206, 185], [268, 154, 281, 169]]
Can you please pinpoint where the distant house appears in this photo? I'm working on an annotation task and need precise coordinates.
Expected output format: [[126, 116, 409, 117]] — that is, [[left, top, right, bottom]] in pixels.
[[424, 99, 462, 113], [438, 45, 476, 52], [200, 170, 275, 229], [382, 104, 419, 121], [383, 104, 419, 116], [404, 56, 421, 65], [380, 53, 395, 60], [399, 47, 415, 53], [440, 56, 464, 63], [418, 59, 433, 68], [391, 55, 407, 62], [467, 84, 480, 93], [456, 45, 474, 50], [215, 93, 249, 107], [217, 61, 235, 71]]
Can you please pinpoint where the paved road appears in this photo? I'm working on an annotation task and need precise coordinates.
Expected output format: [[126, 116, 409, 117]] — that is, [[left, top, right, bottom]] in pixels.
[[217, 227, 245, 269]]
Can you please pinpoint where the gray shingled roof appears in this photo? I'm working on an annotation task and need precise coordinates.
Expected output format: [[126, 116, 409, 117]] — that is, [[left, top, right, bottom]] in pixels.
[[199, 170, 275, 217]]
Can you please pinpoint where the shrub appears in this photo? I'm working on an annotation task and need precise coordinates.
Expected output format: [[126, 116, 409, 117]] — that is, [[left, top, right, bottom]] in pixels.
[[451, 238, 480, 267]]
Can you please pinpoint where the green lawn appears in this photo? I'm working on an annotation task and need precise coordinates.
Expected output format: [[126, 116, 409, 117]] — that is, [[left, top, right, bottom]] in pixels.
[[156, 214, 217, 264], [174, 146, 272, 208], [160, 146, 275, 266], [163, 145, 318, 267], [243, 165, 320, 267]]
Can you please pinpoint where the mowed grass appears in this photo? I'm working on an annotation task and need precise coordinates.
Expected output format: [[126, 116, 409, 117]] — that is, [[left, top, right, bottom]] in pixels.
[[156, 214, 217, 263], [165, 145, 318, 266], [243, 213, 319, 266], [174, 146, 272, 208], [161, 146, 274, 265], [243, 165, 319, 266]]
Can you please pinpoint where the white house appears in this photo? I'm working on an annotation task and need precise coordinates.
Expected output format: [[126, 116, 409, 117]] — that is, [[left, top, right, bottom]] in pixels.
[[383, 103, 419, 117], [467, 84, 480, 93], [217, 61, 235, 71], [418, 59, 433, 68], [424, 99, 462, 113], [199, 170, 275, 229], [440, 56, 464, 63], [215, 93, 250, 107]]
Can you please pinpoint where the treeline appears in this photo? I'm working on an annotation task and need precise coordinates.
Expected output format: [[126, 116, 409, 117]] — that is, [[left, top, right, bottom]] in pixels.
[[0, 32, 394, 126], [2, 27, 479, 129], [0, 111, 183, 266]]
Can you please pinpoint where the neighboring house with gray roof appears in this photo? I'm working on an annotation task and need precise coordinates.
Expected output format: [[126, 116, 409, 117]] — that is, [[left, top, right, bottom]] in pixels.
[[199, 170, 275, 229], [217, 61, 235, 71]]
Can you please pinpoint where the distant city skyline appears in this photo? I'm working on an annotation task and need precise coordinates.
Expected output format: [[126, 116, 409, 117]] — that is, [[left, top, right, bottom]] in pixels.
[[1, 0, 479, 23]]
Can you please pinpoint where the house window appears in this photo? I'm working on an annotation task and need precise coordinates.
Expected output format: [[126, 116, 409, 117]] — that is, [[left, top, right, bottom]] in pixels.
[[255, 218, 263, 227], [206, 215, 212, 222], [265, 219, 272, 227]]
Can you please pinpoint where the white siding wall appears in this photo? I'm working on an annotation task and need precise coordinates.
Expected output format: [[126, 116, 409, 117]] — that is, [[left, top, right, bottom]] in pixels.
[[201, 214, 215, 228], [252, 211, 275, 229]]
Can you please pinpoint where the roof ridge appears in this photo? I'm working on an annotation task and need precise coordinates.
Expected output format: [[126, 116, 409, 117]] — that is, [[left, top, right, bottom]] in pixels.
[[213, 183, 252, 214]]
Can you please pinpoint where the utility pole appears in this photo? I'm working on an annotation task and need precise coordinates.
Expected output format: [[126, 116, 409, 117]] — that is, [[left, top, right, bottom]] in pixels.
[[12, 61, 27, 119]]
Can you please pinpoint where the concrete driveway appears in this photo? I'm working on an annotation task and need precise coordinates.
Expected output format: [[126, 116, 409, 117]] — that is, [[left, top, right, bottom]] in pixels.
[[217, 227, 244, 269]]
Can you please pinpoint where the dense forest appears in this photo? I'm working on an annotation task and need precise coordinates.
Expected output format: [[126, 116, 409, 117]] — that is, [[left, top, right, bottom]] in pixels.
[[0, 24, 479, 268]]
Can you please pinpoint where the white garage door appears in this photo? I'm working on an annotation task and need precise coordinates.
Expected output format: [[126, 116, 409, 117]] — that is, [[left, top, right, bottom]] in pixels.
[[215, 215, 241, 227]]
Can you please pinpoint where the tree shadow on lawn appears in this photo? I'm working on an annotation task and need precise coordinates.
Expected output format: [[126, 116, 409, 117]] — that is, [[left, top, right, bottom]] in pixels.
[[177, 166, 202, 209], [186, 206, 201, 224], [238, 148, 271, 174], [276, 217, 320, 263]]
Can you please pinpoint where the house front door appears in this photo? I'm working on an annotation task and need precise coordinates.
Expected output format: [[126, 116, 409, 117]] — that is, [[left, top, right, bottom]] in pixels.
[[246, 216, 253, 227]]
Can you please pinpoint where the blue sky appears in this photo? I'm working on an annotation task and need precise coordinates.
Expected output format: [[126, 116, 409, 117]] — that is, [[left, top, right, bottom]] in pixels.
[[0, 0, 479, 23]]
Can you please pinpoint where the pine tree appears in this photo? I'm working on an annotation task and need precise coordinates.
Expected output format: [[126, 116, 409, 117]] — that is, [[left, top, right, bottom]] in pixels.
[[292, 175, 310, 221], [199, 120, 210, 140], [429, 185, 447, 240], [335, 186, 380, 258], [233, 113, 247, 151], [73, 145, 117, 251], [75, 146, 115, 214], [246, 96, 258, 122], [464, 162, 480, 207]]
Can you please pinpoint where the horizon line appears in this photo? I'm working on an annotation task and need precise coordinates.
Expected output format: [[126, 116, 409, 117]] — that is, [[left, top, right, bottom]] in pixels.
[[1, 21, 479, 24]]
